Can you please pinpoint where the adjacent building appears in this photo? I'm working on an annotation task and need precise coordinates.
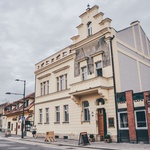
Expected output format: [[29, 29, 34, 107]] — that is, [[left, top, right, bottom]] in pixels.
[[3, 93, 35, 136], [0, 103, 8, 131], [34, 5, 150, 143]]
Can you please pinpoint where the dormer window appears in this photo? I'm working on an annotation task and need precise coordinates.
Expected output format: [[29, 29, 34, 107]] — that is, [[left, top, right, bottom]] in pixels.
[[87, 22, 92, 36], [24, 100, 29, 108]]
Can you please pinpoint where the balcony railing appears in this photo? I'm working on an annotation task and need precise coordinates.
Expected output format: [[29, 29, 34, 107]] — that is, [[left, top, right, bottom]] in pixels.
[[70, 76, 113, 94]]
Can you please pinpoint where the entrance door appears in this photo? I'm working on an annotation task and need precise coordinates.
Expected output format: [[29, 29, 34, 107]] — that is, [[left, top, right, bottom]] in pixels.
[[98, 108, 106, 140], [16, 122, 18, 135]]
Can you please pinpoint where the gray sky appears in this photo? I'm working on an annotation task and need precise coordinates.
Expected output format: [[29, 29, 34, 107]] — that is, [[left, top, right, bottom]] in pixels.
[[0, 0, 150, 104]]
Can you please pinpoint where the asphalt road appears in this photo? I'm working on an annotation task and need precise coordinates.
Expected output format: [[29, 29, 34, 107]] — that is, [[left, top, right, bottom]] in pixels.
[[0, 138, 93, 150], [0, 139, 62, 150]]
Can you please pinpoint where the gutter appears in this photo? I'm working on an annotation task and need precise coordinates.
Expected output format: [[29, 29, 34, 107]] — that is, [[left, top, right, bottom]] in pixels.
[[110, 35, 119, 143]]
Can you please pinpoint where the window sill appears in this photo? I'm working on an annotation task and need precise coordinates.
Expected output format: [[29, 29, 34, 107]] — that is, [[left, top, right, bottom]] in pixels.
[[44, 122, 49, 124], [54, 122, 60, 124], [82, 121, 90, 124], [62, 121, 69, 124], [38, 123, 42, 125]]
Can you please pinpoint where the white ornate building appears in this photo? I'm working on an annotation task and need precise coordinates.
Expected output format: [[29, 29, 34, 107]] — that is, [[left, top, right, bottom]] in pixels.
[[34, 5, 150, 143]]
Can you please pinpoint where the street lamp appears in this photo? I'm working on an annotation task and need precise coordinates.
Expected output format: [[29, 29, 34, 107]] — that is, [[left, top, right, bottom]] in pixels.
[[6, 79, 26, 139]]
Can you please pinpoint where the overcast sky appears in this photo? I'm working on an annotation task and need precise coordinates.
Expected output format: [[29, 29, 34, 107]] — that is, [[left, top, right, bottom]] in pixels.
[[0, 0, 150, 104]]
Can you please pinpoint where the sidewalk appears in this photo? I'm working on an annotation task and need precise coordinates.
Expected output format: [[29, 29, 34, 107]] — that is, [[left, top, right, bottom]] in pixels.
[[1, 132, 150, 150]]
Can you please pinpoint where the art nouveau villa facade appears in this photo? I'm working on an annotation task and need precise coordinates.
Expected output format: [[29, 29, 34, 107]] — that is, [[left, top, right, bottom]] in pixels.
[[34, 5, 150, 143]]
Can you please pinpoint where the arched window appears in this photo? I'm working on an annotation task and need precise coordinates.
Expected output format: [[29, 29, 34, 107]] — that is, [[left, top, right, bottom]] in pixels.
[[87, 22, 92, 36], [83, 101, 90, 121]]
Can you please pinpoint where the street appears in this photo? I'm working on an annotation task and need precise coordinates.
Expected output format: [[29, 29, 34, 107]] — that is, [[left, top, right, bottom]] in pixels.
[[0, 137, 98, 150], [0, 138, 58, 150], [1, 132, 150, 150]]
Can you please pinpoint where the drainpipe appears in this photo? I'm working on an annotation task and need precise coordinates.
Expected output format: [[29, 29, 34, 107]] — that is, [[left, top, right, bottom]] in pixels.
[[110, 35, 119, 143]]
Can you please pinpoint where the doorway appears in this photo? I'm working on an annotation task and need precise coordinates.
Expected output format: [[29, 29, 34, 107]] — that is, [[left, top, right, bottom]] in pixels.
[[16, 122, 18, 135], [98, 108, 107, 140]]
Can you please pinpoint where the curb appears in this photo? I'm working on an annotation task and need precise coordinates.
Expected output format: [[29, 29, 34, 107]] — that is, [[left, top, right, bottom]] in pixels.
[[22, 138, 118, 150]]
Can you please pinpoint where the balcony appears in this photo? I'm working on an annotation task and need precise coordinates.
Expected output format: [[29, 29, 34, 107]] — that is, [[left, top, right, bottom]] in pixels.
[[69, 76, 113, 104]]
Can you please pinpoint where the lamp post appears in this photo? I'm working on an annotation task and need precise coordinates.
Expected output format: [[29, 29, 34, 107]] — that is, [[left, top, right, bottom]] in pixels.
[[6, 79, 26, 139]]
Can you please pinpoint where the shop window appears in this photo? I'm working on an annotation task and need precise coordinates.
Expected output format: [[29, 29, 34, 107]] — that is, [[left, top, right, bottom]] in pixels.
[[135, 110, 147, 129], [118, 112, 128, 129]]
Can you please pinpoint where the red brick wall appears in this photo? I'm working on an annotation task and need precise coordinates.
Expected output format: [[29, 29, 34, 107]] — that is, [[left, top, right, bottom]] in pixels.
[[144, 92, 150, 143], [126, 90, 137, 143]]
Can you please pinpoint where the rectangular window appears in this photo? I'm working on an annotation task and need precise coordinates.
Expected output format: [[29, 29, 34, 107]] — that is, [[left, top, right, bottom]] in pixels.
[[64, 105, 69, 122], [43, 82, 46, 95], [55, 106, 60, 122], [60, 75, 64, 90], [96, 61, 102, 76], [40, 83, 43, 95], [41, 81, 49, 96], [39, 109, 42, 123], [47, 80, 49, 94], [45, 108, 49, 123], [83, 101, 90, 121], [65, 74, 67, 89], [16, 103, 19, 109], [135, 110, 147, 129], [82, 67, 87, 81], [118, 112, 128, 129], [24, 100, 29, 108], [57, 74, 67, 91], [57, 77, 59, 91], [87, 22, 92, 36]]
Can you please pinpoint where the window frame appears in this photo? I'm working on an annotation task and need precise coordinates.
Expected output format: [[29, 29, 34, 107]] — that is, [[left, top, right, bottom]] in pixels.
[[96, 61, 103, 76], [47, 80, 49, 94], [39, 109, 43, 123], [87, 22, 92, 36], [45, 108, 49, 123], [83, 101, 90, 121], [55, 106, 60, 123], [57, 74, 67, 91], [82, 66, 87, 81], [135, 110, 147, 129], [118, 111, 129, 130], [64, 105, 69, 122]]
